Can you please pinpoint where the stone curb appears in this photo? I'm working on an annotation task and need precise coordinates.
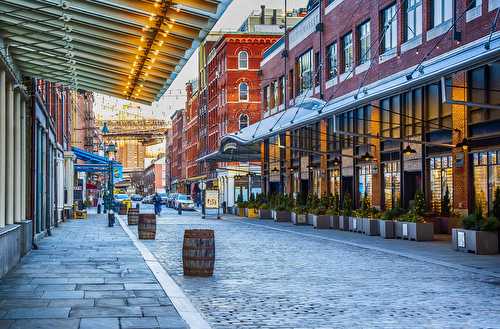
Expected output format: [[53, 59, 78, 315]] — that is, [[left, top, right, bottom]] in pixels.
[[117, 215, 211, 329]]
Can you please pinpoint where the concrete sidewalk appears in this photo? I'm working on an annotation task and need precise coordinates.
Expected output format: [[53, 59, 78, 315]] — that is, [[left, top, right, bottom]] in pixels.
[[224, 214, 500, 279], [0, 212, 187, 329]]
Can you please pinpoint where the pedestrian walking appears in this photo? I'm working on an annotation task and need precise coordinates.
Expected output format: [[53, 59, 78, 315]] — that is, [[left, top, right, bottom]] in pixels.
[[154, 193, 162, 215]]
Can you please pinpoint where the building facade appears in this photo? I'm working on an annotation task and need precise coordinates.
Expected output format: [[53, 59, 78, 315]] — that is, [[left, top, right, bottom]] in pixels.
[[249, 0, 500, 216], [143, 157, 166, 195], [169, 109, 185, 192]]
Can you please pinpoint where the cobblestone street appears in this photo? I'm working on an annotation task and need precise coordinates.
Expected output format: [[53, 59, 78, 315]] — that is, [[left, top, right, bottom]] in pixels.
[[139, 206, 500, 329]]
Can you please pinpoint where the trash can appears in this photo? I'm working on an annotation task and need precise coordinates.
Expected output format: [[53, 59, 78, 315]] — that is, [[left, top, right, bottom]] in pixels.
[[222, 201, 227, 214], [97, 204, 102, 214]]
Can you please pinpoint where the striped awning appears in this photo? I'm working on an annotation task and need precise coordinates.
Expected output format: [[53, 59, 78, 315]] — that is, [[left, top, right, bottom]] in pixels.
[[0, 0, 230, 104]]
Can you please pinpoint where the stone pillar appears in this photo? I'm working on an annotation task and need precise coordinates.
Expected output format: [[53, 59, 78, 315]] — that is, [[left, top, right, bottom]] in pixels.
[[56, 153, 65, 223], [284, 132, 292, 194], [227, 176, 235, 208], [20, 100, 26, 221], [14, 91, 21, 223], [64, 151, 75, 213], [5, 82, 14, 225], [451, 72, 469, 216], [0, 71, 6, 228]]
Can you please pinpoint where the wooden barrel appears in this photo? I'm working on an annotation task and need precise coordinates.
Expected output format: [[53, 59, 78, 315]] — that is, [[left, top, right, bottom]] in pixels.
[[182, 229, 215, 277], [127, 208, 139, 225], [138, 214, 156, 240], [119, 203, 128, 215]]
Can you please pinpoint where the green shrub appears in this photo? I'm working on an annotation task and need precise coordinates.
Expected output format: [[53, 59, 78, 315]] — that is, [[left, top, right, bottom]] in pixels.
[[381, 207, 406, 221], [414, 190, 426, 216], [482, 217, 500, 231], [342, 193, 352, 217]]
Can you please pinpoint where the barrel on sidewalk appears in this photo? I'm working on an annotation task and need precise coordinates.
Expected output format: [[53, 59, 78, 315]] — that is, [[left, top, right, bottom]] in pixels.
[[182, 229, 215, 277], [119, 203, 128, 215], [128, 208, 139, 225], [138, 213, 156, 240]]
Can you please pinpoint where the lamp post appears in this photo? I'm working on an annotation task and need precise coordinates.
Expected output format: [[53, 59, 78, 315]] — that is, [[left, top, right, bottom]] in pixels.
[[105, 142, 116, 213]]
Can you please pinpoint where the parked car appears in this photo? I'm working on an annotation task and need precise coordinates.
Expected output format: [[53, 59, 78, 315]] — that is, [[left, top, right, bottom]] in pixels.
[[113, 193, 131, 209], [174, 194, 195, 210], [167, 193, 177, 207], [143, 195, 153, 204], [158, 192, 168, 204], [130, 194, 143, 202]]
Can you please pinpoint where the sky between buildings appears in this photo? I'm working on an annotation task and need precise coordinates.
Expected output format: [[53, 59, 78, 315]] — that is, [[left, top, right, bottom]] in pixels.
[[93, 0, 308, 122]]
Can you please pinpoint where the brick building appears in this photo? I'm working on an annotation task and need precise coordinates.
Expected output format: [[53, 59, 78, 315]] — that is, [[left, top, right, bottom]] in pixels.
[[143, 157, 166, 195], [169, 109, 185, 192], [218, 0, 500, 218]]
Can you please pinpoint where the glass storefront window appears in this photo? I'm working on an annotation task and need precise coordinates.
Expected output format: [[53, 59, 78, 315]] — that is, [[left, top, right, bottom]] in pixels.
[[473, 151, 500, 214], [430, 155, 453, 214], [384, 161, 400, 209], [359, 165, 372, 206], [329, 168, 341, 196]]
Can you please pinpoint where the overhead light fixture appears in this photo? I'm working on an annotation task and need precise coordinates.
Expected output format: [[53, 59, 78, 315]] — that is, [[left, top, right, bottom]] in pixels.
[[360, 152, 374, 161], [271, 167, 279, 174], [332, 157, 340, 166], [456, 138, 469, 151], [402, 144, 417, 156]]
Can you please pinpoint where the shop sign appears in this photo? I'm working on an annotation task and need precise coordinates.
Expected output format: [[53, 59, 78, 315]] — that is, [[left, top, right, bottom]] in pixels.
[[205, 190, 219, 209]]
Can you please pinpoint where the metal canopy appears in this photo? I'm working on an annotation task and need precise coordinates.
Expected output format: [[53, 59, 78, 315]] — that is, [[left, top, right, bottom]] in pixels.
[[0, 0, 229, 104]]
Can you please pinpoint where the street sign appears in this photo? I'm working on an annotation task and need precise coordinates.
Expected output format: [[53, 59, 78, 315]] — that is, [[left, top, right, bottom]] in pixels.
[[205, 190, 219, 209]]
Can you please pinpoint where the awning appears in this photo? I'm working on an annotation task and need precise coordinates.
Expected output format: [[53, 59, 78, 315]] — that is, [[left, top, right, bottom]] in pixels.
[[0, 0, 230, 104], [72, 147, 123, 181]]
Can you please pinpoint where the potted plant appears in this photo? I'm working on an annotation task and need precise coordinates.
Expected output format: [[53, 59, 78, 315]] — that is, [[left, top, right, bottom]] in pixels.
[[452, 203, 499, 255], [379, 207, 404, 239], [235, 194, 247, 217], [246, 193, 258, 218], [311, 196, 330, 229], [325, 193, 340, 229], [291, 205, 308, 225], [258, 199, 273, 220], [339, 192, 352, 230], [306, 195, 320, 225], [362, 207, 381, 236], [274, 194, 292, 222], [395, 211, 434, 241]]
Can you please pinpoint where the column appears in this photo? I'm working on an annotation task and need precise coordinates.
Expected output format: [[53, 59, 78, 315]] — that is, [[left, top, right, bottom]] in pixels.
[[64, 151, 75, 211], [0, 71, 6, 227], [14, 91, 21, 223], [370, 101, 382, 209], [20, 100, 26, 221], [57, 153, 65, 222], [5, 82, 14, 225], [319, 120, 328, 196]]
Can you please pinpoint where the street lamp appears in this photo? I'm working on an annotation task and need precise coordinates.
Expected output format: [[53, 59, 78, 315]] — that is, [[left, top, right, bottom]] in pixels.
[[402, 144, 417, 156], [104, 141, 117, 213]]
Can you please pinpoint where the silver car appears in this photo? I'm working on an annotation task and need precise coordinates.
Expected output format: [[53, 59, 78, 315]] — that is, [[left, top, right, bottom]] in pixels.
[[174, 194, 195, 210]]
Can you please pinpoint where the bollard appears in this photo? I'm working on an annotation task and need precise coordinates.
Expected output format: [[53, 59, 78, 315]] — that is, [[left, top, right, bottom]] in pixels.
[[97, 204, 102, 214], [178, 203, 182, 215], [108, 210, 115, 227]]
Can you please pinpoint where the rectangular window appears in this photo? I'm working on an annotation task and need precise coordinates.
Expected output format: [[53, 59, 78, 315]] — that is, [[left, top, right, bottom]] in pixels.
[[297, 49, 313, 94], [430, 156, 453, 214], [273, 81, 279, 108], [326, 42, 338, 79], [314, 51, 320, 86], [342, 32, 353, 72], [382, 4, 398, 53], [431, 0, 453, 27], [358, 21, 371, 64], [384, 161, 401, 210], [263, 85, 270, 111], [279, 76, 285, 105], [405, 0, 422, 41]]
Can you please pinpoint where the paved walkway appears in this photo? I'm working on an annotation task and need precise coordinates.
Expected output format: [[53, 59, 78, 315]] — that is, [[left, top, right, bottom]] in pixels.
[[0, 212, 187, 329], [143, 206, 500, 329]]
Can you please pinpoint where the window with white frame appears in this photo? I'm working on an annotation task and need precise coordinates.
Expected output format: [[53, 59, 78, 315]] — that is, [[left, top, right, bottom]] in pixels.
[[431, 0, 453, 27], [239, 82, 249, 101], [342, 32, 353, 72], [382, 4, 397, 53], [238, 51, 248, 69], [297, 49, 313, 94], [327, 42, 338, 79], [358, 21, 371, 64], [405, 0, 422, 41], [239, 114, 249, 130]]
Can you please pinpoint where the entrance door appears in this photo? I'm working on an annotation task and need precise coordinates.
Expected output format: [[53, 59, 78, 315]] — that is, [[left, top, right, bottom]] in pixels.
[[404, 171, 421, 209]]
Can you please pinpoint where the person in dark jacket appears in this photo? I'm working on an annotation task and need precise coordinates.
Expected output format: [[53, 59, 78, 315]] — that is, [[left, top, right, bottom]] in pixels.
[[153, 193, 162, 215]]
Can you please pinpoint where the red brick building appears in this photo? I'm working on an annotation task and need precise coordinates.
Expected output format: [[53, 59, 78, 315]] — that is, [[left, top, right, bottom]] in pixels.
[[219, 0, 500, 218], [169, 109, 185, 192], [143, 158, 166, 194]]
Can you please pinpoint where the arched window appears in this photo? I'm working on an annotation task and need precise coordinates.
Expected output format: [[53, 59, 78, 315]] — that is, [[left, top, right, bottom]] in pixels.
[[238, 51, 248, 69], [239, 114, 249, 130], [239, 82, 249, 102]]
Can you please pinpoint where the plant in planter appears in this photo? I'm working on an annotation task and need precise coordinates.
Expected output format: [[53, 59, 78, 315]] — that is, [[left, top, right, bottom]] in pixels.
[[246, 193, 259, 218], [453, 203, 499, 254], [274, 194, 292, 222], [310, 196, 330, 229], [236, 194, 247, 217], [258, 202, 273, 220], [291, 205, 308, 225], [396, 209, 433, 241], [379, 207, 405, 239], [339, 192, 352, 230], [305, 195, 320, 225], [325, 193, 341, 229]]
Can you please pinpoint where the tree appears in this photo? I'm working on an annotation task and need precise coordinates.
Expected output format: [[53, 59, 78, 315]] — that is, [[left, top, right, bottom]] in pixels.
[[414, 190, 426, 216]]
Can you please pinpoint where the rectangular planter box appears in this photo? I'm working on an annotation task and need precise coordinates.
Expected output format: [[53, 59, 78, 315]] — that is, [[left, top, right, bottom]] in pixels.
[[362, 218, 380, 236], [306, 214, 314, 226], [232, 207, 238, 215], [339, 216, 349, 230], [330, 215, 339, 229], [379, 220, 395, 239], [291, 212, 307, 225], [274, 210, 291, 222], [312, 215, 330, 229], [246, 208, 258, 218], [349, 217, 363, 233], [452, 228, 499, 255], [238, 208, 245, 217], [395, 221, 434, 241], [259, 209, 273, 219]]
